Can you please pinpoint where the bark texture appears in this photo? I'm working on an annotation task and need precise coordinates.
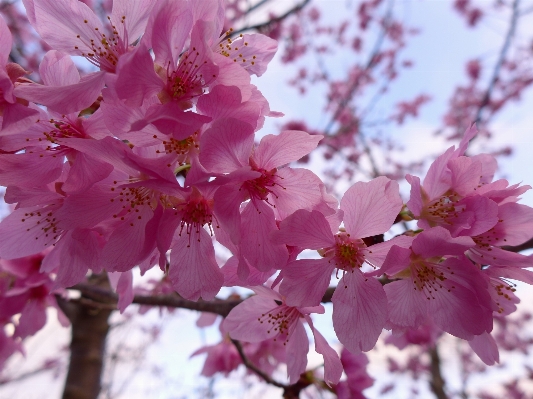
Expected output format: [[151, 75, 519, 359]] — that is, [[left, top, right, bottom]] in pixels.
[[59, 275, 114, 399]]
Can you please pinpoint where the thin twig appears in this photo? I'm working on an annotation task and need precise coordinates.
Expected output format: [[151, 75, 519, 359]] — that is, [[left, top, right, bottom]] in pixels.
[[323, 0, 393, 135], [245, 0, 270, 14], [231, 339, 287, 388], [0, 366, 56, 385], [474, 0, 520, 125], [230, 0, 311, 37]]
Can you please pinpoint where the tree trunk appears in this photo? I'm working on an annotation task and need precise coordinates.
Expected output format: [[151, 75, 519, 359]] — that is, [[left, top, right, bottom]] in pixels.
[[58, 275, 114, 399]]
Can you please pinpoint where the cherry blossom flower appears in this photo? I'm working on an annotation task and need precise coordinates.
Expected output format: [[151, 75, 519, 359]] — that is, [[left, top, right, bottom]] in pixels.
[[0, 16, 39, 136], [222, 286, 342, 386], [273, 177, 407, 353], [380, 227, 493, 340]]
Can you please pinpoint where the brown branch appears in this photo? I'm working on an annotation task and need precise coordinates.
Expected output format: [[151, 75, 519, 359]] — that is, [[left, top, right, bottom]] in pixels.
[[231, 339, 287, 388], [230, 0, 311, 38], [71, 279, 390, 315], [71, 283, 243, 317], [504, 237, 533, 253], [474, 0, 520, 125], [0, 365, 57, 385], [231, 339, 313, 399], [429, 345, 449, 399]]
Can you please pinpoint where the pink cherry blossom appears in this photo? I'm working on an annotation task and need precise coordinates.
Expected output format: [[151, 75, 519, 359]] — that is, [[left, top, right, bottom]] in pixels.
[[273, 177, 406, 353], [0, 16, 39, 136], [222, 286, 342, 386], [24, 0, 155, 73], [380, 227, 493, 340], [335, 349, 374, 399]]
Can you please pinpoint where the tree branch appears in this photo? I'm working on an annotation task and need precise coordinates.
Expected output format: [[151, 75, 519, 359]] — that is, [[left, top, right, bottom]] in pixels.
[[429, 345, 449, 399], [231, 339, 313, 398], [323, 0, 393, 135], [230, 0, 311, 38], [231, 339, 287, 388], [504, 237, 533, 253], [474, 0, 520, 125]]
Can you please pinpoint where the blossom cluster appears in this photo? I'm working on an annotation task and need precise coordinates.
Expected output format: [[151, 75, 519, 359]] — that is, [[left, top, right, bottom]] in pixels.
[[1, 0, 532, 389]]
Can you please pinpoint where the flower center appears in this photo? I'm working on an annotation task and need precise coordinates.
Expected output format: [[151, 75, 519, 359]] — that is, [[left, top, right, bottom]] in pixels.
[[43, 118, 87, 144], [76, 16, 128, 73], [411, 260, 448, 299], [257, 304, 300, 343], [154, 133, 199, 166], [19, 205, 62, 247], [421, 192, 464, 227], [319, 233, 367, 271], [175, 191, 218, 246], [161, 48, 216, 106]]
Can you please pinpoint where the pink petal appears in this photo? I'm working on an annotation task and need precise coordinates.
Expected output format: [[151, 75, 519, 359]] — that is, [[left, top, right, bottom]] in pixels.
[[428, 278, 492, 340], [286, 320, 309, 384], [196, 85, 262, 127], [62, 152, 114, 194], [495, 202, 533, 246], [39, 50, 79, 86], [15, 300, 47, 339], [190, 0, 224, 35], [0, 103, 40, 136], [228, 33, 278, 77], [269, 168, 326, 220], [471, 153, 497, 184], [199, 118, 255, 173], [143, 0, 192, 66], [305, 315, 343, 386], [254, 130, 323, 170], [53, 229, 102, 288], [273, 209, 336, 249], [102, 205, 156, 272], [448, 156, 482, 196], [222, 295, 282, 342], [423, 145, 455, 199], [55, 185, 123, 230], [169, 228, 224, 301], [115, 270, 134, 313], [468, 332, 499, 365], [213, 182, 251, 245], [32, 0, 104, 55], [0, 17, 12, 63], [447, 196, 499, 237], [384, 279, 428, 331], [111, 0, 156, 44], [0, 205, 62, 259], [211, 53, 251, 100], [240, 201, 288, 272], [15, 71, 106, 114], [365, 235, 414, 270], [375, 244, 412, 277], [0, 150, 64, 187], [22, 0, 37, 26], [280, 259, 335, 306], [405, 174, 423, 217], [411, 226, 474, 258], [485, 265, 533, 285], [332, 270, 387, 352], [341, 177, 403, 239], [115, 44, 164, 106], [469, 246, 533, 268], [456, 123, 477, 156]]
